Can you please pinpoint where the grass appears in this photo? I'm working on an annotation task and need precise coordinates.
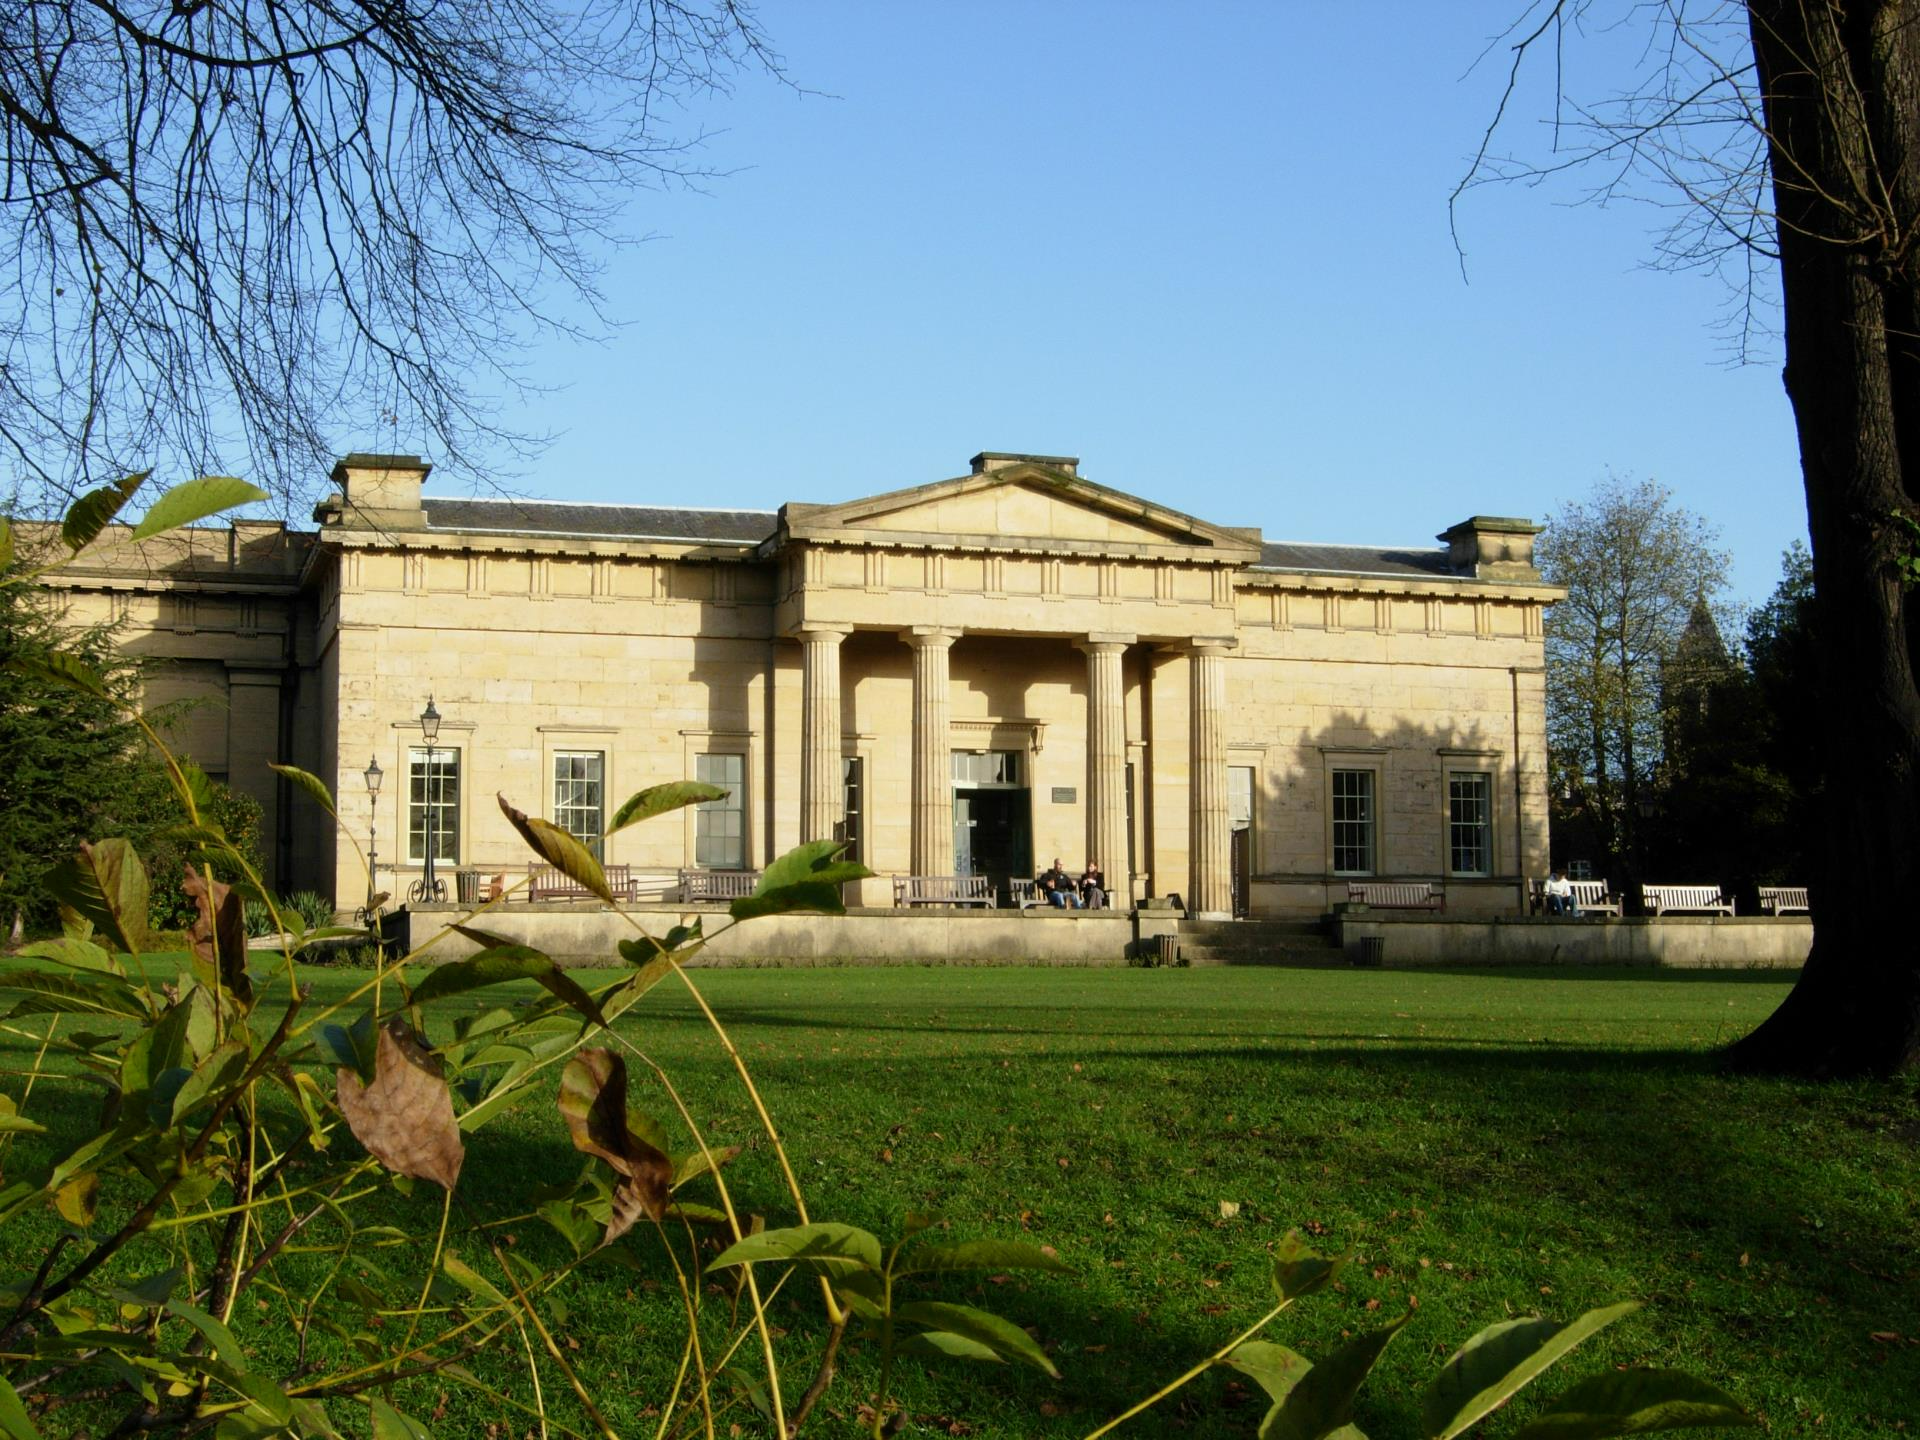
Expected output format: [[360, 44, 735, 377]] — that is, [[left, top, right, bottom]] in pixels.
[[3, 959, 1916, 1438]]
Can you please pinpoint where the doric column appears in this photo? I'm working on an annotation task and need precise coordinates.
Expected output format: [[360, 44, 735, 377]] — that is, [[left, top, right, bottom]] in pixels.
[[1188, 640, 1234, 919], [798, 626, 849, 844], [1077, 635, 1133, 908], [904, 628, 958, 875]]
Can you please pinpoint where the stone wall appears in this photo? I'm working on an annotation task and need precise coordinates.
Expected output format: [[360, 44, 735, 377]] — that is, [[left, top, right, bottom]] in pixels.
[[401, 905, 1140, 967], [1333, 914, 1811, 969]]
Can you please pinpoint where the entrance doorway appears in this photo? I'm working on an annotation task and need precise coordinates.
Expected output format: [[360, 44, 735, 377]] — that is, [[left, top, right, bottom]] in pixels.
[[952, 750, 1031, 907]]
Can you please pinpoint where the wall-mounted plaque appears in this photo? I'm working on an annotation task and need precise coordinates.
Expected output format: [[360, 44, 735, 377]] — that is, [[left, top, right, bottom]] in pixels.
[[1050, 786, 1077, 804]]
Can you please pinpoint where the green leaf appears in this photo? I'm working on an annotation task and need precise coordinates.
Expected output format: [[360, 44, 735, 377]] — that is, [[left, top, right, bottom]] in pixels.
[[1424, 1301, 1643, 1440], [896, 1238, 1071, 1277], [4, 649, 114, 703], [47, 838, 151, 956], [894, 1300, 1060, 1376], [410, 946, 606, 1028], [0, 517, 12, 575], [0, 968, 150, 1019], [497, 793, 613, 903], [16, 936, 120, 975], [157, 1038, 250, 1126], [270, 764, 338, 820], [368, 1396, 433, 1440], [1512, 1370, 1757, 1439], [63, 472, 148, 551], [1225, 1341, 1314, 1403], [754, 839, 866, 893], [607, 781, 727, 836], [1261, 1314, 1410, 1440], [0, 1096, 45, 1136], [130, 476, 267, 541], [53, 1173, 99, 1227], [899, 1330, 1002, 1364], [1272, 1230, 1345, 1302], [439, 1253, 508, 1308], [0, 1374, 43, 1440], [166, 1298, 247, 1370], [729, 880, 852, 922], [110, 1267, 185, 1309], [707, 1222, 883, 1273], [320, 1010, 377, 1081]]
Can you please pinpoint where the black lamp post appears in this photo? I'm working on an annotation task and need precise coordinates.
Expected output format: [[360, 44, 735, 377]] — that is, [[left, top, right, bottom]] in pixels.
[[363, 756, 383, 920], [418, 697, 444, 904]]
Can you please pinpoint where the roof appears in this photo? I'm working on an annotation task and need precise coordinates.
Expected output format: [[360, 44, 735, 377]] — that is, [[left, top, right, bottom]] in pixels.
[[1252, 541, 1464, 579], [415, 498, 1468, 580], [422, 497, 775, 545]]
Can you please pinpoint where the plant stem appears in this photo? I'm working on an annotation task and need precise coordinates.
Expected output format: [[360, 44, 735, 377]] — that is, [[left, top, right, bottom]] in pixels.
[[1079, 1294, 1296, 1440]]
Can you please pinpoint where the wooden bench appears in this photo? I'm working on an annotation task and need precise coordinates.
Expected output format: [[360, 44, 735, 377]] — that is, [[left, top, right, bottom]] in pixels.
[[1758, 886, 1810, 915], [893, 875, 996, 908], [1346, 881, 1444, 912], [528, 863, 637, 903], [1528, 878, 1623, 917], [1641, 884, 1735, 916], [1009, 879, 1041, 910], [678, 869, 762, 903]]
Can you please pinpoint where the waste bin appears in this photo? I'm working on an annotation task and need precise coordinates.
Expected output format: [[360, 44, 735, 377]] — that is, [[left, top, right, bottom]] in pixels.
[[1353, 935, 1386, 968], [456, 869, 481, 905]]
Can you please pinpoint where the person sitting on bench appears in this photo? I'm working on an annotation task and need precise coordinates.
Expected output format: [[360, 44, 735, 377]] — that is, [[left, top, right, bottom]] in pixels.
[[1079, 862, 1107, 910], [1543, 869, 1581, 917], [1038, 859, 1082, 909]]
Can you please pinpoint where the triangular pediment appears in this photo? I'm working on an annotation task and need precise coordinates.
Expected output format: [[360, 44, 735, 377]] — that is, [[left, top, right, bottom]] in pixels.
[[778, 463, 1261, 558]]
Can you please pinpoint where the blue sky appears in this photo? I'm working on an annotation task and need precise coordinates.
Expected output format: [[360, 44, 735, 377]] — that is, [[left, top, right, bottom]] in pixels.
[[414, 3, 1806, 605]]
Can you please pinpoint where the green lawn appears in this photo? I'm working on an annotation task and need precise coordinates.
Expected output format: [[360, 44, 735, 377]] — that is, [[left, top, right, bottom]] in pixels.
[[4, 962, 1916, 1438]]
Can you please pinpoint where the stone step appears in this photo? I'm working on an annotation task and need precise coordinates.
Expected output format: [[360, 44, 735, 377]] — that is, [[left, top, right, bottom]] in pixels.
[[1176, 920, 1334, 953], [1177, 943, 1349, 968]]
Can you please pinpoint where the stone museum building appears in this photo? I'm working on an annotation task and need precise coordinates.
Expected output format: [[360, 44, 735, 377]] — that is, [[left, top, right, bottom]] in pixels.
[[41, 450, 1559, 922]]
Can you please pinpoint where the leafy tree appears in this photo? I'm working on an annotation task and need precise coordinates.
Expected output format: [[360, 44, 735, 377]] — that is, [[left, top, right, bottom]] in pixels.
[[1648, 597, 1797, 906], [0, 519, 265, 936], [1463, 2, 1920, 1076], [1536, 475, 1730, 883], [0, 562, 143, 932], [0, 0, 777, 509]]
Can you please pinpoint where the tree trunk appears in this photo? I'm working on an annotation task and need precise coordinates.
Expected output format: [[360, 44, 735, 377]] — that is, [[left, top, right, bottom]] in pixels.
[[1726, 0, 1920, 1076]]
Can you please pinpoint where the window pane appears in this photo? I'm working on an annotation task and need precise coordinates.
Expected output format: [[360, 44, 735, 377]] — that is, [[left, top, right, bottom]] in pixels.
[[407, 747, 460, 863], [839, 756, 863, 864], [554, 751, 605, 855], [1449, 772, 1492, 876], [1229, 766, 1255, 831], [1331, 769, 1374, 875], [694, 753, 745, 868]]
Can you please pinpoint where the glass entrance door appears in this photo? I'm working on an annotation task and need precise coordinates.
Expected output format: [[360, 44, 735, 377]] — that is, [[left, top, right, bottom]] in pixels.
[[951, 750, 1031, 907]]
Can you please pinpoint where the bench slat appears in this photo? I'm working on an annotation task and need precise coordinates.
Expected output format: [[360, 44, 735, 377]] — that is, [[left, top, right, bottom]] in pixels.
[[1758, 886, 1809, 915], [528, 863, 636, 902], [893, 875, 996, 908], [1641, 884, 1735, 916], [678, 869, 762, 902], [1347, 882, 1444, 912]]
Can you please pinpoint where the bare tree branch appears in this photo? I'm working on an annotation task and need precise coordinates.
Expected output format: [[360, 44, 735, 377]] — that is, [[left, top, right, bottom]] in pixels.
[[0, 0, 783, 511]]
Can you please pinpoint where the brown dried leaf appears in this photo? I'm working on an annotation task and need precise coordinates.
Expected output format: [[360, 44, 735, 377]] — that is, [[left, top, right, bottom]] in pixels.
[[183, 866, 250, 1005], [336, 1020, 464, 1190], [558, 1048, 671, 1241]]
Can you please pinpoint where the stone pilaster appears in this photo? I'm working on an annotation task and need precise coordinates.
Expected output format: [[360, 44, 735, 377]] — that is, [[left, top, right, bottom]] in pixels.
[[1188, 640, 1234, 919], [227, 666, 286, 888], [904, 628, 958, 876], [1078, 635, 1133, 908], [798, 626, 849, 844]]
